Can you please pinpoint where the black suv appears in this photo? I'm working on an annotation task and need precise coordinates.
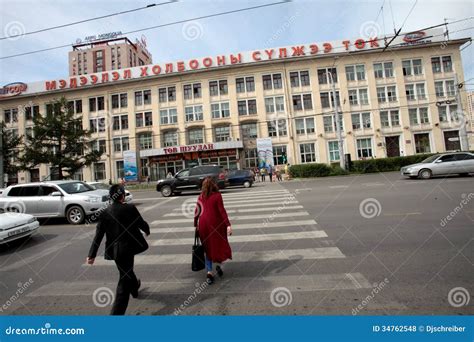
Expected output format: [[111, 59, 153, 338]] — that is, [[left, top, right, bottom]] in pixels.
[[156, 165, 228, 197]]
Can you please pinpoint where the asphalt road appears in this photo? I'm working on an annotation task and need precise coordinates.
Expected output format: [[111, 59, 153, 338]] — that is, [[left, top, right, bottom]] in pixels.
[[0, 172, 473, 316]]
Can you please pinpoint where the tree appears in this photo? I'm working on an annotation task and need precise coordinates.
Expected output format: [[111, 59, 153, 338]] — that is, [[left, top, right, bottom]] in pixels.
[[1, 121, 23, 181], [21, 97, 102, 180]]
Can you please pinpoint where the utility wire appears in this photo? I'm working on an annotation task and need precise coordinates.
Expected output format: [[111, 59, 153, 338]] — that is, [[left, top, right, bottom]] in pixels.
[[0, 2, 176, 41], [382, 0, 418, 52]]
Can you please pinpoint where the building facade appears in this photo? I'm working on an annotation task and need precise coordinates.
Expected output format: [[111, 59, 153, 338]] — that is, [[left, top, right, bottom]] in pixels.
[[1, 29, 472, 184]]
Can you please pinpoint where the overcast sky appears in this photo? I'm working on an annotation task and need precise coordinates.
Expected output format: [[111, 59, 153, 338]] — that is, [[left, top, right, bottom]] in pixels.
[[0, 0, 473, 89]]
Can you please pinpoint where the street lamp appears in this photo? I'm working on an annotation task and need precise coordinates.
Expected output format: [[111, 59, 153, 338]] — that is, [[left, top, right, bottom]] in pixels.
[[328, 70, 345, 170]]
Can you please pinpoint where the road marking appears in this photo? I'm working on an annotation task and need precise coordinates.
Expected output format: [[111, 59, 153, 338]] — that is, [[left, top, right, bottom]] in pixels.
[[221, 190, 290, 198], [172, 200, 299, 210], [150, 230, 328, 246], [28, 273, 370, 297], [329, 185, 349, 189], [382, 212, 421, 216], [86, 247, 345, 266], [141, 197, 177, 213], [152, 212, 309, 225], [223, 195, 296, 205], [165, 205, 304, 216], [362, 183, 385, 187], [132, 197, 178, 201], [295, 188, 312, 192]]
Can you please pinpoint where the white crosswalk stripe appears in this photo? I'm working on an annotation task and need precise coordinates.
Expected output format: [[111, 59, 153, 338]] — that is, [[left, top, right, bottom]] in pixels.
[[165, 205, 304, 216]]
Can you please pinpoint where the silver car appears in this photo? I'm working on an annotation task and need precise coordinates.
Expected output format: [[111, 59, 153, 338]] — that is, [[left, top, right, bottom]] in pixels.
[[401, 152, 474, 179], [0, 181, 109, 224], [0, 212, 40, 244]]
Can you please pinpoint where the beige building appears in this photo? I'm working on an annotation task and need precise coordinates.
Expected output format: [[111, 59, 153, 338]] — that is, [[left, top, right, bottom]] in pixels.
[[69, 36, 152, 76], [1, 28, 472, 184]]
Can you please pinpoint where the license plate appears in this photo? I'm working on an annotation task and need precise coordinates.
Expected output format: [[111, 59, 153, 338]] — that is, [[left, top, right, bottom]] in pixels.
[[7, 226, 31, 237]]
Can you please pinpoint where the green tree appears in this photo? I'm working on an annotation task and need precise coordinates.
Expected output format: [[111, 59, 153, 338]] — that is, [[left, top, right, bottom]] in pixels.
[[21, 97, 102, 180], [1, 121, 23, 178]]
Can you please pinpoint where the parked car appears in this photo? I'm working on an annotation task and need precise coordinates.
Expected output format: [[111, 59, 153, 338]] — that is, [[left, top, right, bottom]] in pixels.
[[88, 182, 133, 203], [0, 181, 110, 224], [156, 165, 228, 197], [0, 212, 40, 245], [401, 152, 474, 179], [227, 169, 254, 188]]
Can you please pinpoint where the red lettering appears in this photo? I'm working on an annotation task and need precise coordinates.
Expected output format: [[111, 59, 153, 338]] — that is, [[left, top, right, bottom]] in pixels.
[[140, 67, 149, 76], [230, 53, 242, 64], [59, 80, 67, 89], [265, 49, 274, 59], [177, 61, 185, 72], [189, 59, 199, 69], [165, 63, 173, 73], [152, 65, 161, 75], [45, 81, 56, 90], [112, 71, 120, 81], [80, 76, 87, 86], [369, 38, 379, 48], [69, 78, 77, 88], [278, 48, 287, 58], [323, 43, 332, 53], [101, 73, 109, 82], [203, 57, 213, 67], [355, 39, 365, 49], [252, 51, 261, 61], [91, 75, 98, 84], [216, 55, 226, 66], [342, 40, 350, 50], [310, 44, 318, 54], [123, 69, 132, 79], [291, 46, 305, 56]]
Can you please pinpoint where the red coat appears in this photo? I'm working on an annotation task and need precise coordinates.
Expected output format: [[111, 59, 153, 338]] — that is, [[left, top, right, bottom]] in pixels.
[[194, 192, 232, 263]]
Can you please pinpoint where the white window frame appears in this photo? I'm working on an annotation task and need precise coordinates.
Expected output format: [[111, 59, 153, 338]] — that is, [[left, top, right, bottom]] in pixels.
[[373, 62, 394, 79], [299, 143, 316, 163], [211, 102, 230, 119], [379, 110, 400, 128], [160, 108, 178, 125], [356, 138, 373, 159], [184, 105, 203, 122]]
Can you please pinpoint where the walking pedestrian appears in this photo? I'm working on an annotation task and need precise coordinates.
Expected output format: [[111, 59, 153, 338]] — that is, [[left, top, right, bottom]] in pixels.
[[253, 167, 260, 182], [276, 169, 282, 182], [194, 177, 232, 285], [86, 184, 150, 315], [268, 165, 273, 182], [260, 167, 266, 182]]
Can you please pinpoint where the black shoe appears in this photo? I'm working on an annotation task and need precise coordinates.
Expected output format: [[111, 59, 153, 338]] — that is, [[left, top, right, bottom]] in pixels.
[[206, 273, 214, 285], [216, 265, 223, 277], [131, 279, 141, 298]]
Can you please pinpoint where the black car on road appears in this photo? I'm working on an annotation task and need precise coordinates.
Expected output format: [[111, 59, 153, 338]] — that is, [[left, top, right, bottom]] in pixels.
[[227, 169, 254, 188], [156, 165, 227, 197]]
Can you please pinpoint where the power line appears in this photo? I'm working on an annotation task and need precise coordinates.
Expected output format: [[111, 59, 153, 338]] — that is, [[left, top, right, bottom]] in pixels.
[[0, 2, 176, 41], [0, 1, 289, 60]]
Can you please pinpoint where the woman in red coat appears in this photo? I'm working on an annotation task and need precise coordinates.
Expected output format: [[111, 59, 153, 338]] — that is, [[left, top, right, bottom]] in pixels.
[[194, 177, 232, 284]]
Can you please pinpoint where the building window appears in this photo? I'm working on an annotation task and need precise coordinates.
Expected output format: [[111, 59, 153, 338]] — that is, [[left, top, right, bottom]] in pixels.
[[414, 133, 431, 153], [351, 112, 371, 130], [380, 110, 400, 127], [160, 108, 178, 125], [376, 86, 397, 103], [116, 160, 124, 178], [136, 112, 153, 127], [262, 73, 282, 90], [236, 76, 255, 93], [295, 117, 315, 135], [113, 137, 129, 152], [292, 94, 313, 111], [241, 122, 258, 139], [184, 105, 203, 122], [135, 90, 151, 106], [434, 80, 456, 97], [267, 120, 287, 137], [111, 93, 127, 109], [409, 107, 430, 125], [89, 96, 104, 112], [244, 148, 258, 168], [273, 145, 287, 165], [140, 158, 149, 177], [209, 80, 228, 96], [264, 96, 285, 114], [438, 104, 459, 123], [289, 70, 310, 87], [373, 62, 394, 78], [183, 83, 202, 100], [163, 131, 178, 146], [66, 100, 82, 114], [211, 102, 230, 119], [431, 56, 453, 73], [348, 88, 369, 106], [24, 105, 40, 121], [323, 115, 344, 133], [345, 64, 365, 81], [138, 132, 153, 150], [91, 139, 106, 153], [89, 118, 105, 133], [317, 67, 337, 84], [328, 141, 340, 161], [188, 128, 204, 144], [320, 91, 341, 109], [112, 114, 129, 130], [238, 99, 257, 116], [214, 126, 231, 142], [158, 86, 176, 103], [299, 143, 316, 163], [402, 59, 423, 76], [357, 138, 373, 158], [93, 162, 106, 181]]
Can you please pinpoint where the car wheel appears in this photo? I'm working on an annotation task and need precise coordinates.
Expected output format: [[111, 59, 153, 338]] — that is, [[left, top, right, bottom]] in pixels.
[[161, 185, 172, 197], [66, 205, 85, 225], [243, 181, 251, 188], [419, 169, 432, 179]]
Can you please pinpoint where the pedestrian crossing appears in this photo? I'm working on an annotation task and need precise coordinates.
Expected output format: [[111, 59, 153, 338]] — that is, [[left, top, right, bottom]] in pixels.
[[25, 185, 374, 313]]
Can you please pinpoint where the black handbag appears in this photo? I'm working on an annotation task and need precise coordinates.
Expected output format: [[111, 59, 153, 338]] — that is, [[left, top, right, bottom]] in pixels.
[[192, 229, 205, 272]]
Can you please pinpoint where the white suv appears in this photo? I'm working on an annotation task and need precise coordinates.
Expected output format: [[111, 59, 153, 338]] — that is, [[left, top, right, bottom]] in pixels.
[[0, 181, 109, 225]]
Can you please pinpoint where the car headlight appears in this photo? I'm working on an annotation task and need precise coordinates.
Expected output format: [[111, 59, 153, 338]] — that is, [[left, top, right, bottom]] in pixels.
[[85, 197, 100, 203], [27, 217, 37, 224]]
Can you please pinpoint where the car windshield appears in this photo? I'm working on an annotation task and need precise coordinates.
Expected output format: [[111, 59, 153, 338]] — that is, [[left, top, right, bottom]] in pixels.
[[421, 155, 439, 163], [90, 183, 109, 190], [58, 182, 94, 194]]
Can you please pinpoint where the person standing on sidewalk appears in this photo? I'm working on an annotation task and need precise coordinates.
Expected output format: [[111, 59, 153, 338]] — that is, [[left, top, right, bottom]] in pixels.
[[194, 177, 232, 285], [260, 166, 266, 182], [86, 184, 150, 315]]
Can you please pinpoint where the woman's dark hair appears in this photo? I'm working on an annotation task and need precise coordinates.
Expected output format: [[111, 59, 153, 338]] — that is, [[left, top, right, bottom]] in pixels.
[[201, 177, 219, 198]]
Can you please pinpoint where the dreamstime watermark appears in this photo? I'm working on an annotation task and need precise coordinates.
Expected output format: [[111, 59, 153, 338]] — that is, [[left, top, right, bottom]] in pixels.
[[447, 287, 470, 308], [173, 281, 209, 315], [270, 287, 292, 307], [84, 188, 124, 225], [440, 193, 473, 227], [181, 198, 203, 219], [261, 193, 296, 227], [92, 287, 114, 308], [352, 278, 390, 315], [359, 198, 382, 219], [0, 278, 34, 313], [3, 21, 26, 41], [182, 21, 203, 41], [359, 21, 381, 40], [2, 200, 27, 218], [4, 323, 85, 336]]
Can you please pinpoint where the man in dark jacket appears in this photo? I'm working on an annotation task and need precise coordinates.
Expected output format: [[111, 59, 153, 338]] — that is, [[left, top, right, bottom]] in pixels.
[[86, 184, 150, 315]]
